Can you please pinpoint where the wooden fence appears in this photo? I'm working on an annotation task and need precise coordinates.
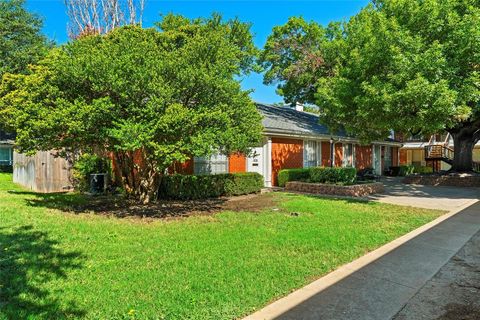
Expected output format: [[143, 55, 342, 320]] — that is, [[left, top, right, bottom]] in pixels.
[[13, 151, 73, 193]]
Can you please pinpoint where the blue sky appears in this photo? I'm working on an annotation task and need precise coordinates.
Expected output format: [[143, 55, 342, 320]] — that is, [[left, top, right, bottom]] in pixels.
[[26, 0, 369, 103]]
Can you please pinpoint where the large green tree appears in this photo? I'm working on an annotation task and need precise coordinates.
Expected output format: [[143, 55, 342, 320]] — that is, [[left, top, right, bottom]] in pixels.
[[262, 0, 480, 172], [0, 0, 48, 79], [0, 15, 263, 202]]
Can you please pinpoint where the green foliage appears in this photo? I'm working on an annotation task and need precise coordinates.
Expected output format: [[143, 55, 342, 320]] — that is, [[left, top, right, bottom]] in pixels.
[[0, 15, 263, 200], [278, 167, 357, 186], [399, 165, 415, 176], [72, 154, 111, 192], [414, 166, 433, 175], [260, 17, 343, 104], [309, 167, 357, 184], [0, 0, 49, 80], [224, 172, 264, 196], [159, 172, 263, 200], [262, 1, 480, 169], [277, 168, 311, 187]]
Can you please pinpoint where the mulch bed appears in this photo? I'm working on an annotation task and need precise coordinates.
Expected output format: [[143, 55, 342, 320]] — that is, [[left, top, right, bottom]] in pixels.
[[31, 192, 280, 220]]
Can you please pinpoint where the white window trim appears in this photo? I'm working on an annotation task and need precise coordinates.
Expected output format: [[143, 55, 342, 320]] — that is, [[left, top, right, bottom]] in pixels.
[[303, 140, 320, 168], [342, 143, 355, 168], [194, 153, 229, 175]]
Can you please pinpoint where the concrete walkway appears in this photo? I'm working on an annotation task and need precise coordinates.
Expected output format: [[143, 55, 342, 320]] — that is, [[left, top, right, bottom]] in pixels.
[[245, 187, 480, 320], [371, 177, 480, 211]]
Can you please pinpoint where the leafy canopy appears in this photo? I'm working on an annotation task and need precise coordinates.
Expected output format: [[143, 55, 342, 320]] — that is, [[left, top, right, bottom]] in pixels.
[[0, 0, 49, 79], [0, 14, 263, 172], [261, 0, 480, 142]]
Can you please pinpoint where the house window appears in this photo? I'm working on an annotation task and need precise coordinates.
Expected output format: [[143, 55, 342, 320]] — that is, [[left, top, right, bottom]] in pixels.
[[343, 143, 354, 167], [194, 153, 228, 175], [384, 146, 392, 169], [0, 147, 12, 166], [303, 140, 320, 168]]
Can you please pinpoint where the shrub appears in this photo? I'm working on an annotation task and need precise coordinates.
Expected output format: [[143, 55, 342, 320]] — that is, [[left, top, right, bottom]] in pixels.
[[0, 165, 13, 173], [224, 172, 264, 196], [399, 165, 415, 176], [414, 166, 433, 174], [72, 154, 111, 192], [159, 172, 263, 200], [310, 167, 357, 184], [277, 168, 311, 187]]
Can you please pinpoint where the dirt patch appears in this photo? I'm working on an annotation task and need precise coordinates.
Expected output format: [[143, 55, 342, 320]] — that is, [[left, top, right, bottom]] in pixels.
[[221, 193, 279, 212], [393, 231, 480, 320], [24, 191, 281, 220]]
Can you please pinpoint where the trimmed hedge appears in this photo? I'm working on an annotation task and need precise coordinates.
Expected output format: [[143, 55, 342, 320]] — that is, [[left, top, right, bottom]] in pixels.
[[224, 173, 265, 196], [277, 168, 310, 187], [158, 172, 264, 200], [278, 167, 357, 186], [310, 167, 357, 184]]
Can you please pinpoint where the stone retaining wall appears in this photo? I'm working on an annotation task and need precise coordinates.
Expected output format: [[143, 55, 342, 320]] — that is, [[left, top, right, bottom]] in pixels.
[[403, 174, 480, 187], [285, 181, 384, 197]]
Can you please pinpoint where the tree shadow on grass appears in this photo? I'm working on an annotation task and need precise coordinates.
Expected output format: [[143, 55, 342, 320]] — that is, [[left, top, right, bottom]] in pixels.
[[0, 225, 85, 319]]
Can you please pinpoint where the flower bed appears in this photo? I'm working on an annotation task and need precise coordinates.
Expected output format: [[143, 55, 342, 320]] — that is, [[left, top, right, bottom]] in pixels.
[[403, 173, 480, 187], [286, 181, 384, 197]]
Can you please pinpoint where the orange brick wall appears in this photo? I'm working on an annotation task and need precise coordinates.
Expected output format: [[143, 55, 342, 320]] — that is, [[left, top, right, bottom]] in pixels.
[[399, 149, 407, 165], [392, 147, 399, 166], [271, 138, 303, 186], [228, 153, 246, 173], [169, 159, 194, 174], [355, 145, 372, 170], [335, 143, 343, 167], [321, 141, 331, 167]]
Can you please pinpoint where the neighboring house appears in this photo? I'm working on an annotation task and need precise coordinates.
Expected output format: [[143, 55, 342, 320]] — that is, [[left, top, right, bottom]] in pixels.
[[13, 103, 402, 192], [0, 130, 15, 171], [171, 103, 402, 186], [399, 133, 480, 172]]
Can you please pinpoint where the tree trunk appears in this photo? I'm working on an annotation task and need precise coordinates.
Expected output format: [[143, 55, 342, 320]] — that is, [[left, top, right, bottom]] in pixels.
[[450, 132, 476, 172], [137, 166, 161, 204]]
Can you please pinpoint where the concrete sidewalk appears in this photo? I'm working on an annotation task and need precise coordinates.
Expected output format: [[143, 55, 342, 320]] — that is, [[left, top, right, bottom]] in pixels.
[[245, 201, 480, 320]]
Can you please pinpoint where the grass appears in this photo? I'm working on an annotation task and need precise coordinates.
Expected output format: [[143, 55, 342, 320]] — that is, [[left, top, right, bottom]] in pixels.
[[0, 173, 444, 319]]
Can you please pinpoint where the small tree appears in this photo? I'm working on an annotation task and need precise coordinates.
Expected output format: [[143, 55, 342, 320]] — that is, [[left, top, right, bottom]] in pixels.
[[0, 15, 263, 202], [262, 1, 480, 172]]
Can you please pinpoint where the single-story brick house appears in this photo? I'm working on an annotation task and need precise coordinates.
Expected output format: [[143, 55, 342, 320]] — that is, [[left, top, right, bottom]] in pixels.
[[171, 103, 402, 187], [13, 103, 401, 192]]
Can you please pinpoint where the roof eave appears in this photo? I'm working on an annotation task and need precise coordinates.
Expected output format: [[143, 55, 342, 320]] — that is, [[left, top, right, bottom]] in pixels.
[[263, 129, 403, 146]]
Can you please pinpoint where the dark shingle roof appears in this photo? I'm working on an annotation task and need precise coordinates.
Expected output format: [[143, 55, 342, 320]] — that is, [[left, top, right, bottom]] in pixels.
[[256, 103, 349, 138]]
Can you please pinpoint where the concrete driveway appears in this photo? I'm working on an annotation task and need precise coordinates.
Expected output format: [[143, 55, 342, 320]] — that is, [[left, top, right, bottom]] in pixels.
[[370, 177, 480, 211], [245, 178, 480, 320]]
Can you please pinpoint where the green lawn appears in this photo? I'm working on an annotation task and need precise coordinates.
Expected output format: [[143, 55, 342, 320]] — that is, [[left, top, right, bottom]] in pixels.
[[0, 173, 443, 320]]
